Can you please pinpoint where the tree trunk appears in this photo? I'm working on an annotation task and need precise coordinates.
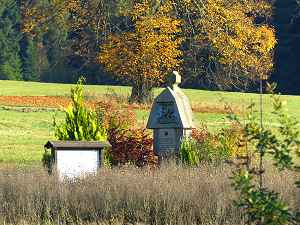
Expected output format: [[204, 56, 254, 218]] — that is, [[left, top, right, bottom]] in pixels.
[[130, 81, 154, 104]]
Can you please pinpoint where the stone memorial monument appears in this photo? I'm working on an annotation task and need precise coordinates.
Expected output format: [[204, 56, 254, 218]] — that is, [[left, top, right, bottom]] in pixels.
[[147, 71, 195, 158]]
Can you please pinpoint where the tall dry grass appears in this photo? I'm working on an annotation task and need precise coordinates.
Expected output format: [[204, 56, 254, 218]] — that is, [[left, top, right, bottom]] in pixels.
[[0, 163, 299, 225]]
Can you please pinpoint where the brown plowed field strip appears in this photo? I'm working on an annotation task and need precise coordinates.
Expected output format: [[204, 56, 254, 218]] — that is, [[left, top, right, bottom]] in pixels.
[[0, 96, 142, 110], [0, 96, 241, 114], [0, 96, 73, 108]]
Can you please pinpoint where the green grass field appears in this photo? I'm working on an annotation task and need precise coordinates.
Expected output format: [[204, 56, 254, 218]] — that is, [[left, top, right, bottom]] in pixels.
[[0, 80, 299, 165]]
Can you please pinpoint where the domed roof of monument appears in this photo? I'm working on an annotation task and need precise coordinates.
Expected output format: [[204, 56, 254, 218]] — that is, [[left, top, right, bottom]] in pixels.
[[147, 72, 195, 129]]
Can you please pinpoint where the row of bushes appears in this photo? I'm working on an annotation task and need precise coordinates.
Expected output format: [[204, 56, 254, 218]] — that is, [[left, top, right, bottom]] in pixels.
[[46, 78, 249, 169], [44, 79, 251, 167]]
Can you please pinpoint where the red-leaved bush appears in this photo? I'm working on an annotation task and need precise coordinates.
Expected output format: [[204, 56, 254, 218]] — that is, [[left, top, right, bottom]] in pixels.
[[191, 126, 211, 144], [107, 127, 156, 167], [97, 99, 157, 167]]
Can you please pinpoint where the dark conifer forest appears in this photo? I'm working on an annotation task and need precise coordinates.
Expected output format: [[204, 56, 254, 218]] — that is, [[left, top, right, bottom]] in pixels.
[[273, 0, 300, 94]]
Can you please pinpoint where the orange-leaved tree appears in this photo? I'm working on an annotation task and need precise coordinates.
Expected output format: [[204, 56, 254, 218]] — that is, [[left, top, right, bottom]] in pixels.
[[195, 0, 276, 89], [98, 0, 182, 103]]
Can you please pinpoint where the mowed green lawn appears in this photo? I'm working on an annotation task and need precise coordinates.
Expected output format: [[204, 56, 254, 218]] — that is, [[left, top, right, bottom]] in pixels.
[[0, 107, 59, 165], [0, 80, 299, 165]]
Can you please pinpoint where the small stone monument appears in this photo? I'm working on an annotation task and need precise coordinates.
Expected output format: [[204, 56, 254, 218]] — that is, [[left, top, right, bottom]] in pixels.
[[147, 71, 195, 158]]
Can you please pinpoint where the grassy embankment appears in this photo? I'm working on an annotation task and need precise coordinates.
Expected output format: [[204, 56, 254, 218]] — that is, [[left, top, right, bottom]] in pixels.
[[0, 80, 299, 165]]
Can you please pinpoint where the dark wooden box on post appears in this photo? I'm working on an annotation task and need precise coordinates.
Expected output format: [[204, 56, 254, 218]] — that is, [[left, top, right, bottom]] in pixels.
[[44, 141, 111, 179]]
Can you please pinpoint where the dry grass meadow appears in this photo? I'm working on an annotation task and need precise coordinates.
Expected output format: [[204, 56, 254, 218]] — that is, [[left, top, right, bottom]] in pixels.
[[0, 162, 299, 225]]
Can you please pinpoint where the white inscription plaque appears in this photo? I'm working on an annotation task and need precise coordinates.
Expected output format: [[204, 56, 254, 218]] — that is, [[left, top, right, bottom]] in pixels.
[[56, 150, 99, 179]]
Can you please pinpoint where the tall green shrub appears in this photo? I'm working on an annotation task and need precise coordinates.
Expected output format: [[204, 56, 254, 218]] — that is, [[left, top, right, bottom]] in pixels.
[[53, 77, 107, 141]]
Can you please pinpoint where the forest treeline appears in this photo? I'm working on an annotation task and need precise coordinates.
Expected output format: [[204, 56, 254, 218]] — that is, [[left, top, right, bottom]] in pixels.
[[0, 0, 299, 95]]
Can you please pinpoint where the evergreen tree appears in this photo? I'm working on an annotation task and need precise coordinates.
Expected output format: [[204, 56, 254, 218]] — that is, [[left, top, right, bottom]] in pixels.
[[0, 0, 22, 80], [20, 36, 40, 81]]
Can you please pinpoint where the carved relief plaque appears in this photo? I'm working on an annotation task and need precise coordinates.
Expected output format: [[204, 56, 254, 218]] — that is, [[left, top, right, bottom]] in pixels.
[[158, 102, 177, 124]]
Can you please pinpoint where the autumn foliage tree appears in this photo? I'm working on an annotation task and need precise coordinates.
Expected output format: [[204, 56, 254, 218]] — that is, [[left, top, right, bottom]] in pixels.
[[195, 0, 276, 89], [171, 0, 276, 90], [99, 0, 182, 103]]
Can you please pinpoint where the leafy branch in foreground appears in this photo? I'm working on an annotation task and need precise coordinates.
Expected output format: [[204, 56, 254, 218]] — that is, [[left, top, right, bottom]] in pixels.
[[229, 95, 300, 224]]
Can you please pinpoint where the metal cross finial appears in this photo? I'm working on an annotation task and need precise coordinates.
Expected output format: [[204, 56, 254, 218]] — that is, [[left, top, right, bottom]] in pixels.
[[172, 71, 181, 89]]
